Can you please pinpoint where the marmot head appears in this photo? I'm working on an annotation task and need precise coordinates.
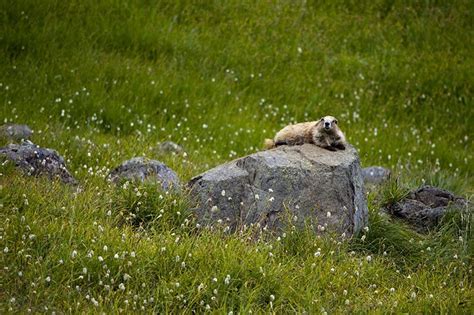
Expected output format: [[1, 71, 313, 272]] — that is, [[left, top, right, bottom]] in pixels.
[[318, 116, 339, 131]]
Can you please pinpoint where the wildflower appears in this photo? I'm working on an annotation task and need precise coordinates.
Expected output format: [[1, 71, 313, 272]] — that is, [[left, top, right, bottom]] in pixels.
[[366, 255, 372, 262], [45, 276, 51, 283], [389, 288, 395, 293], [119, 283, 126, 291], [91, 298, 99, 307], [224, 274, 231, 285], [197, 283, 205, 291]]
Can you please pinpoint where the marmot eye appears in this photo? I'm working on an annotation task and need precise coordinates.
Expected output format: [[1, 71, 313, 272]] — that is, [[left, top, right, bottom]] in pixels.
[[334, 120, 338, 124]]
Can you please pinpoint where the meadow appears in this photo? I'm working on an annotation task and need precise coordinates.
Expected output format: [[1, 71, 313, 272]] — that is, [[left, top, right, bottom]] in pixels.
[[1, 0, 473, 313]]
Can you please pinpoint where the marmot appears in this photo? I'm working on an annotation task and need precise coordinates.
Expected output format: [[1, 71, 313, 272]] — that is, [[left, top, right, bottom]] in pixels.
[[264, 116, 346, 151]]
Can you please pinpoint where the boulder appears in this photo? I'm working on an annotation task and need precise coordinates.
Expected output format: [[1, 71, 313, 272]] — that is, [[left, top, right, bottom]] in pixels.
[[0, 124, 33, 142], [188, 144, 368, 236], [108, 157, 180, 191], [385, 185, 468, 232], [362, 166, 390, 185], [0, 141, 77, 184]]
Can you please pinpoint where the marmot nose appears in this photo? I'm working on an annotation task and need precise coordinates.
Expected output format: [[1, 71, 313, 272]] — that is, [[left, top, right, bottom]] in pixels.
[[324, 122, 330, 127]]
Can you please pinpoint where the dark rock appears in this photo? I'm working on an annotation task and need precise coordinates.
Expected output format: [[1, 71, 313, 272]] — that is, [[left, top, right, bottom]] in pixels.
[[188, 143, 368, 236], [157, 141, 184, 155], [385, 185, 467, 232], [108, 157, 180, 191], [0, 124, 33, 142], [0, 141, 77, 184], [362, 166, 390, 185]]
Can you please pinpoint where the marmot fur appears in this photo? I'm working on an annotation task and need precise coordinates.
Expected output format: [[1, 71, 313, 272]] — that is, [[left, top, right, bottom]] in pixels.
[[264, 116, 346, 151]]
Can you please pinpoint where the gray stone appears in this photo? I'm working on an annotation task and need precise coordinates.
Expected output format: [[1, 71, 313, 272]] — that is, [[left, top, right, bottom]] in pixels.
[[362, 166, 390, 185], [108, 157, 180, 191], [0, 141, 77, 184], [0, 124, 33, 142], [157, 141, 184, 155], [385, 185, 468, 232], [188, 144, 368, 236]]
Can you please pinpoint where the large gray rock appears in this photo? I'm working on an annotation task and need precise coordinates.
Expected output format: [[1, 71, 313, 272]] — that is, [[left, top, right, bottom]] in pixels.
[[362, 166, 390, 185], [0, 141, 77, 184], [0, 124, 33, 142], [188, 144, 368, 236], [385, 185, 468, 232], [108, 157, 180, 191]]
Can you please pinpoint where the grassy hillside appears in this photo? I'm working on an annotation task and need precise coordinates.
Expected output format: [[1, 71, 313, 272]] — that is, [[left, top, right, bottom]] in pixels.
[[1, 0, 473, 313]]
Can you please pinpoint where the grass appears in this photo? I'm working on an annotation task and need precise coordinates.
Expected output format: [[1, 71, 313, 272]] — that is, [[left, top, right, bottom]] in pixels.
[[1, 0, 473, 313]]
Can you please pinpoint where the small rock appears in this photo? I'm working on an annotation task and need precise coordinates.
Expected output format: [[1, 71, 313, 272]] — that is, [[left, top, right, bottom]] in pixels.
[[385, 185, 467, 232], [108, 157, 180, 191], [362, 166, 390, 185], [0, 124, 33, 142], [157, 141, 184, 155], [0, 141, 77, 184], [188, 143, 368, 236]]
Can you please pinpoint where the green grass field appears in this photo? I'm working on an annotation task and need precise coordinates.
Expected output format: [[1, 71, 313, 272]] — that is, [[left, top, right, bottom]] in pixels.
[[1, 0, 473, 313]]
